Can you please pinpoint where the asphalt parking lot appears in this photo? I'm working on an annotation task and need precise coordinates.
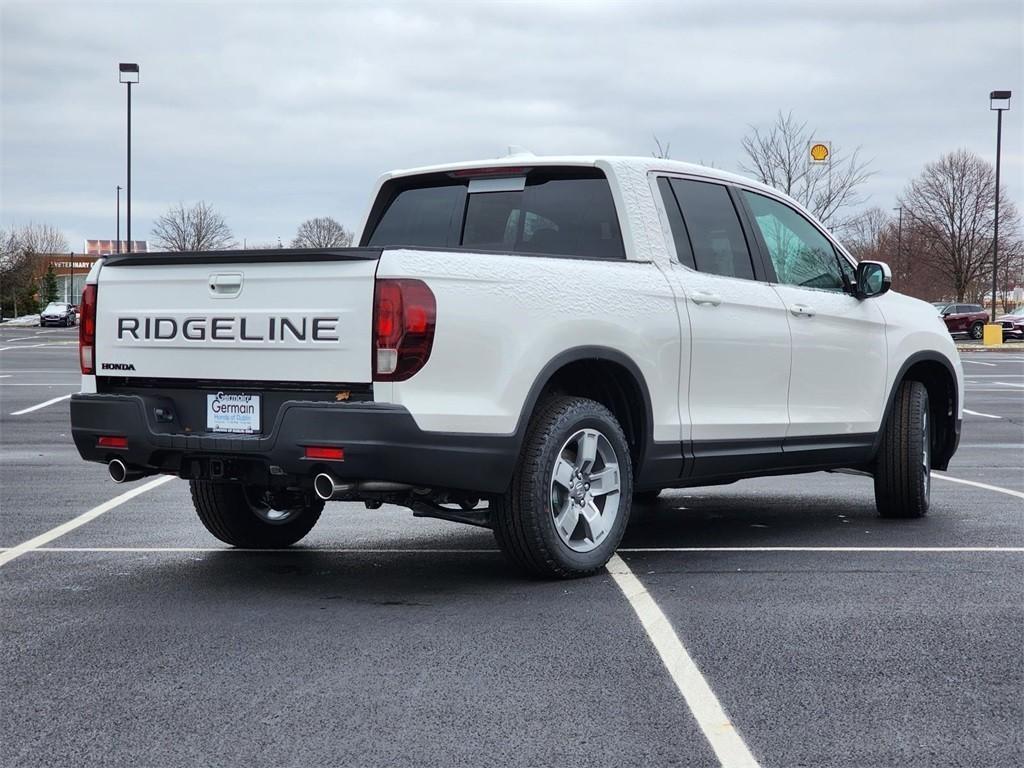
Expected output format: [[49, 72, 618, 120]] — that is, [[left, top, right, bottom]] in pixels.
[[2, 324, 1022, 768]]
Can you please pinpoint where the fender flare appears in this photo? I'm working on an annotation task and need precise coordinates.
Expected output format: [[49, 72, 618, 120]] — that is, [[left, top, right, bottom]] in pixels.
[[511, 346, 655, 455], [872, 350, 960, 467]]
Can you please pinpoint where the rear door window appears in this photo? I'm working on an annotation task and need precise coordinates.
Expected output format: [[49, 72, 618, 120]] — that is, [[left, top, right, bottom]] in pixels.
[[367, 168, 625, 259], [668, 178, 755, 279]]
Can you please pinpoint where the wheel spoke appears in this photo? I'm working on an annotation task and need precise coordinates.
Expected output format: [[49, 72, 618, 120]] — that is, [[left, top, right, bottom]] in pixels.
[[576, 431, 599, 472], [552, 457, 575, 490], [579, 499, 608, 544], [554, 502, 580, 540], [588, 465, 620, 496]]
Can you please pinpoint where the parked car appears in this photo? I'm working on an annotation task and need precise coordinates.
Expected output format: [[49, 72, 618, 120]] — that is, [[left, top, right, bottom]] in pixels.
[[70, 155, 963, 578], [39, 302, 77, 327], [935, 303, 989, 339], [997, 305, 1024, 340]]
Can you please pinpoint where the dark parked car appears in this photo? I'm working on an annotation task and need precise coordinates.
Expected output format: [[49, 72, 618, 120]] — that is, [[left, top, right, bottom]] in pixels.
[[998, 305, 1024, 340], [39, 302, 77, 327], [934, 303, 989, 339]]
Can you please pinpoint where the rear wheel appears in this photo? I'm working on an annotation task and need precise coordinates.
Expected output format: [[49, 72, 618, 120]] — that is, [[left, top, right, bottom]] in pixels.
[[874, 380, 931, 518], [492, 396, 632, 578], [969, 321, 983, 340], [190, 480, 323, 547]]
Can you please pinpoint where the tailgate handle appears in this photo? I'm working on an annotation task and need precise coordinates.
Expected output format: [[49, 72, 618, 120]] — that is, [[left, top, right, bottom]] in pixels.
[[209, 273, 243, 298]]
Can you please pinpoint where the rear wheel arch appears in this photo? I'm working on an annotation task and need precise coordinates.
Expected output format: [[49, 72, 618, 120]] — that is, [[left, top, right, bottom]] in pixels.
[[513, 347, 653, 471], [876, 352, 959, 471]]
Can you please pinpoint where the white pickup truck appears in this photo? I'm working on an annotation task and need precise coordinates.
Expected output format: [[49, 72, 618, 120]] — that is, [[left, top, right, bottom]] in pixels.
[[72, 156, 963, 577]]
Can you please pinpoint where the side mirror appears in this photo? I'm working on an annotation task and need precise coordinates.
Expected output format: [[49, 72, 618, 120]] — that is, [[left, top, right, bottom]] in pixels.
[[854, 260, 891, 300]]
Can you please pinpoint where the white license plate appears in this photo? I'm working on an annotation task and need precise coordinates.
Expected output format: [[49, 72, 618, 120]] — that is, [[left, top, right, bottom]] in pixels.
[[207, 392, 261, 434]]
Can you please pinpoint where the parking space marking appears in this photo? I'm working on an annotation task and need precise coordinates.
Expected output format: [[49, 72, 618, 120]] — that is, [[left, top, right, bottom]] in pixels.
[[14, 546, 1023, 554], [607, 554, 761, 768], [994, 381, 1024, 388], [963, 409, 1002, 419], [962, 359, 997, 366], [9, 393, 72, 415], [0, 476, 174, 567], [932, 472, 1024, 500]]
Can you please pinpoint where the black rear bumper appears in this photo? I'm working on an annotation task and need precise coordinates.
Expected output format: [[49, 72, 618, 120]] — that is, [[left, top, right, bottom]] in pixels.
[[70, 393, 517, 494]]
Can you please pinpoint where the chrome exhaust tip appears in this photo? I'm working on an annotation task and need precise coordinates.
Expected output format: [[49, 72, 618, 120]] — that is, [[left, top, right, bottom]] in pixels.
[[314, 472, 355, 501], [108, 459, 144, 484]]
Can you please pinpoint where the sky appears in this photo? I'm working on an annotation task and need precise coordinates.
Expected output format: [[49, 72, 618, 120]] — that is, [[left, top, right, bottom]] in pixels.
[[1, 0, 1021, 251]]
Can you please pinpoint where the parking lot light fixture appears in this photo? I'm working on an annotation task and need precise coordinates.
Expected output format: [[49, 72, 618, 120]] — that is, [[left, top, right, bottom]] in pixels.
[[990, 90, 1011, 323], [119, 63, 139, 252]]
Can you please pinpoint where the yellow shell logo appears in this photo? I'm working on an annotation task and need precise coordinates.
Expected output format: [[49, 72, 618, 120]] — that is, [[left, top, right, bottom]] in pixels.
[[810, 143, 830, 162]]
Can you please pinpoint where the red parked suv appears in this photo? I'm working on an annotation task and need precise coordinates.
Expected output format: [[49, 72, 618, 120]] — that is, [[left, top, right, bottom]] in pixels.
[[934, 303, 989, 340]]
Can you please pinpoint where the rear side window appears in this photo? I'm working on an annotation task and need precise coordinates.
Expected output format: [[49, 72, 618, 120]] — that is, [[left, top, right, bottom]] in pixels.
[[668, 178, 755, 280], [367, 184, 463, 248], [366, 168, 625, 260]]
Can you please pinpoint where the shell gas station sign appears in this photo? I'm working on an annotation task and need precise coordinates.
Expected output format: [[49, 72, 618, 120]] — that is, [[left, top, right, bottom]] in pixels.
[[809, 141, 831, 164]]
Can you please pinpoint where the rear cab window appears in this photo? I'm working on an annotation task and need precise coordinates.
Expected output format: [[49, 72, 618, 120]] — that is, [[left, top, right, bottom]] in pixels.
[[657, 177, 756, 280], [364, 167, 625, 260]]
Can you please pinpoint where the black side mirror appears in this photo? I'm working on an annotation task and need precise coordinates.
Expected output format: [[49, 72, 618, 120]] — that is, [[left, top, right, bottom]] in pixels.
[[854, 260, 892, 300]]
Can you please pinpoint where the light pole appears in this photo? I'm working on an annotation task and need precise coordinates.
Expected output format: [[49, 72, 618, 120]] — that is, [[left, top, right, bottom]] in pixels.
[[990, 90, 1011, 322], [892, 206, 903, 268], [119, 63, 139, 253], [116, 185, 122, 253]]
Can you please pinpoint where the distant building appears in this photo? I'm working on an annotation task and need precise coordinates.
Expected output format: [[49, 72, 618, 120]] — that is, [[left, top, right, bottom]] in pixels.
[[85, 239, 148, 256], [32, 254, 101, 303]]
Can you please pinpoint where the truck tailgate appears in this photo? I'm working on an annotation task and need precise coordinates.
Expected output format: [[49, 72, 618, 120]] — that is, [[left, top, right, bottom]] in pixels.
[[94, 250, 379, 383]]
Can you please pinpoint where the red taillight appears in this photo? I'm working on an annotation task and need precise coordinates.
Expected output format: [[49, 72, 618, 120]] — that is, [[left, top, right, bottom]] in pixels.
[[304, 446, 345, 461], [372, 278, 436, 382], [97, 435, 127, 448], [79, 283, 97, 375]]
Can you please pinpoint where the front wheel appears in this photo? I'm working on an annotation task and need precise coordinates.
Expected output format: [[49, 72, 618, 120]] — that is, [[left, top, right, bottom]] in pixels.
[[190, 480, 323, 547], [874, 380, 931, 518], [492, 396, 632, 578], [969, 321, 984, 340]]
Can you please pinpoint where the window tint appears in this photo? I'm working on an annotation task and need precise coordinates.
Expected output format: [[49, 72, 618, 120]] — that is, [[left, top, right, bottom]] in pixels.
[[743, 191, 849, 291], [964, 305, 982, 313], [367, 184, 463, 248], [669, 179, 755, 279], [656, 177, 695, 269], [368, 169, 625, 259]]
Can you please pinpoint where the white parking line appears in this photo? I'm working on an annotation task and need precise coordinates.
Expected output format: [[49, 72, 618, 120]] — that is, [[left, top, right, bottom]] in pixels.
[[962, 359, 997, 366], [9, 393, 72, 415], [15, 546, 1023, 554], [0, 476, 174, 567], [607, 554, 761, 768], [963, 408, 1002, 419], [931, 473, 1024, 500], [994, 381, 1024, 388]]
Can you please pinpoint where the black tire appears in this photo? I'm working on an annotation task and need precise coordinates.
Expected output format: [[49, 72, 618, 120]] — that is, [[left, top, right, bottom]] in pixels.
[[969, 321, 983, 340], [874, 380, 931, 518], [491, 396, 632, 578], [190, 480, 323, 547]]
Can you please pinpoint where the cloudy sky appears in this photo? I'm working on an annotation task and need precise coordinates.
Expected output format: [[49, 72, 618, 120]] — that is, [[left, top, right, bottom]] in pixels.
[[2, 0, 1021, 250]]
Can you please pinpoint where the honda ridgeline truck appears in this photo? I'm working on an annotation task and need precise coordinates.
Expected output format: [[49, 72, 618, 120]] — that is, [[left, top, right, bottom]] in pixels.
[[71, 156, 963, 577]]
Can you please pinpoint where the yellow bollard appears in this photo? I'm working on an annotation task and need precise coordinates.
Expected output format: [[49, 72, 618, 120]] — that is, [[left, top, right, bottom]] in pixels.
[[983, 323, 1003, 346]]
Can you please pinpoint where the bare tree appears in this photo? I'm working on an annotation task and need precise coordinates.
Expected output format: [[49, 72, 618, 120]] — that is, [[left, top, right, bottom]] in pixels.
[[739, 111, 873, 226], [898, 148, 1020, 304], [151, 202, 235, 252], [17, 222, 68, 256], [651, 135, 671, 160], [291, 217, 353, 248], [1, 223, 68, 318]]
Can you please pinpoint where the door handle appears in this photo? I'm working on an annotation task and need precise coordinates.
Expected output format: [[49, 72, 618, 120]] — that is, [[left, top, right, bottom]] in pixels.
[[789, 303, 815, 317], [209, 273, 243, 298], [691, 291, 722, 307]]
